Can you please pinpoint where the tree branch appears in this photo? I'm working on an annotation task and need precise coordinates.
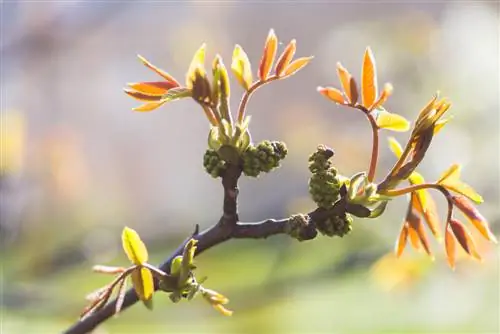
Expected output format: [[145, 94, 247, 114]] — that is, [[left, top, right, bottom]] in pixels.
[[62, 164, 334, 334]]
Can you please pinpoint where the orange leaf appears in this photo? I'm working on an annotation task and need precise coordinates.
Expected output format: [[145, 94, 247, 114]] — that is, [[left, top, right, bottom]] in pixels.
[[452, 195, 497, 243], [361, 47, 378, 109], [445, 225, 456, 269], [124, 89, 164, 102], [258, 29, 278, 81], [132, 100, 167, 112], [283, 56, 313, 77], [127, 81, 178, 95], [137, 55, 180, 86], [317, 86, 345, 105], [336, 62, 358, 105], [275, 39, 296, 77], [395, 222, 409, 257], [449, 218, 482, 261]]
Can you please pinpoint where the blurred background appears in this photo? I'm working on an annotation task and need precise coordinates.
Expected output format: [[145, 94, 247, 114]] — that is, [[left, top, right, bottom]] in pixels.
[[1, 1, 499, 333]]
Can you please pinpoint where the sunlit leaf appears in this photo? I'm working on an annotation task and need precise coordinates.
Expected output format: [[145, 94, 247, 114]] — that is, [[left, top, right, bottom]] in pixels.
[[361, 47, 378, 109], [388, 137, 404, 158], [437, 165, 483, 204], [283, 56, 313, 77], [258, 29, 278, 80], [127, 82, 178, 95], [317, 86, 345, 105], [445, 225, 457, 269], [336, 62, 358, 105], [231, 44, 253, 90], [275, 39, 296, 77], [124, 89, 164, 102], [449, 219, 482, 261], [412, 191, 441, 239], [170, 256, 183, 276], [131, 267, 154, 302], [132, 100, 168, 112], [408, 208, 433, 257], [122, 227, 148, 265], [375, 108, 410, 132]]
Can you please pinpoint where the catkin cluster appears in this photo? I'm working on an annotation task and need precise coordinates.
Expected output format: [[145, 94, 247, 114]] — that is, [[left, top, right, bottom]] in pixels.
[[203, 150, 227, 178], [242, 140, 288, 177]]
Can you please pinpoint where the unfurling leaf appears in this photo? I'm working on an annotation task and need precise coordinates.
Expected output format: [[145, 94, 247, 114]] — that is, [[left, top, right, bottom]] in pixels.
[[452, 195, 497, 243], [395, 222, 409, 257], [275, 39, 296, 77], [361, 47, 378, 109], [258, 29, 278, 80], [131, 267, 154, 303], [437, 164, 483, 204], [283, 56, 313, 77], [170, 256, 183, 276], [445, 225, 457, 269], [122, 227, 149, 265], [375, 108, 410, 132], [317, 86, 345, 105], [336, 62, 358, 105], [449, 219, 482, 260], [186, 44, 207, 89], [231, 45, 253, 90]]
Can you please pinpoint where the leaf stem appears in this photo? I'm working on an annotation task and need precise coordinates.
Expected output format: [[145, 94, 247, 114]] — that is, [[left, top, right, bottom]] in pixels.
[[237, 75, 278, 123]]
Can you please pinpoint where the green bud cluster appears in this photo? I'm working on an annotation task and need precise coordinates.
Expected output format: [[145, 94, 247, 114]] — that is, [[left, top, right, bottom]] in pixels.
[[315, 213, 353, 237], [286, 214, 310, 241], [203, 149, 227, 178], [242, 140, 288, 177], [308, 145, 342, 208]]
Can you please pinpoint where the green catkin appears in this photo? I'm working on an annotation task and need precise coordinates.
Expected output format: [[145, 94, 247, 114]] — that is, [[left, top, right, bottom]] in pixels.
[[203, 150, 227, 178]]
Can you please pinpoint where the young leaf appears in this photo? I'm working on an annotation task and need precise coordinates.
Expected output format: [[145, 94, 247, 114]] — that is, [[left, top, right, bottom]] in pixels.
[[375, 108, 410, 132], [317, 86, 345, 105], [127, 81, 178, 95], [132, 100, 168, 112], [361, 47, 378, 109], [336, 62, 357, 105], [122, 227, 149, 265], [445, 225, 457, 269], [408, 210, 433, 257], [437, 165, 483, 204], [231, 45, 253, 90], [258, 29, 278, 80], [449, 218, 482, 260], [131, 267, 154, 302], [388, 137, 404, 158], [283, 56, 313, 77], [275, 39, 296, 77]]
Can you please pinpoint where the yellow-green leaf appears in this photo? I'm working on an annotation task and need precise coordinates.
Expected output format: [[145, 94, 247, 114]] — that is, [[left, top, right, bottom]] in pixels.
[[132, 100, 168, 112], [437, 164, 460, 184], [231, 44, 253, 90], [131, 267, 154, 302], [437, 164, 483, 203], [388, 137, 404, 158], [122, 227, 149, 265], [376, 108, 410, 132]]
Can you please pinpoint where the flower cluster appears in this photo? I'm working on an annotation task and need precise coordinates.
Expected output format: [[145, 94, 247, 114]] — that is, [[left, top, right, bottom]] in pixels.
[[318, 47, 496, 268]]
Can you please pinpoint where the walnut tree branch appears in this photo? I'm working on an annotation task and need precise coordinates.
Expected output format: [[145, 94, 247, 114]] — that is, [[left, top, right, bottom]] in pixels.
[[62, 164, 334, 334]]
